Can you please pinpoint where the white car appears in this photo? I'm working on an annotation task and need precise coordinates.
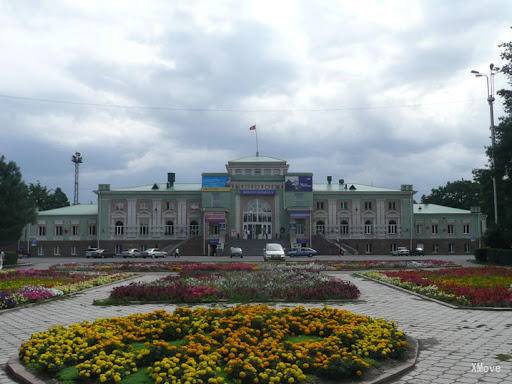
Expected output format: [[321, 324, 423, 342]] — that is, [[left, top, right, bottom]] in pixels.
[[263, 243, 285, 261], [392, 247, 410, 256], [122, 248, 142, 258], [142, 248, 167, 258]]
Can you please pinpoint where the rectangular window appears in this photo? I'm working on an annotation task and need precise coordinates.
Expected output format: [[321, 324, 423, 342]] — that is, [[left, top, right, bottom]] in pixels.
[[463, 224, 470, 234], [448, 243, 455, 253], [388, 201, 396, 210], [316, 201, 324, 210], [115, 201, 124, 211], [37, 247, 44, 256], [464, 243, 471, 253], [391, 243, 397, 252], [340, 221, 349, 234], [53, 246, 60, 256], [235, 169, 242, 175], [273, 169, 280, 175], [364, 201, 372, 211], [55, 225, 63, 236], [340, 201, 348, 210], [139, 224, 149, 236], [212, 192, 220, 207], [115, 244, 123, 255], [415, 223, 421, 234], [447, 224, 454, 234], [139, 201, 148, 210], [71, 246, 77, 256], [432, 224, 438, 235], [254, 169, 261, 175], [365, 243, 372, 254], [264, 168, 271, 175], [364, 222, 373, 234], [38, 225, 46, 236], [72, 225, 80, 236], [244, 169, 252, 175], [433, 243, 439, 253], [89, 225, 96, 236]]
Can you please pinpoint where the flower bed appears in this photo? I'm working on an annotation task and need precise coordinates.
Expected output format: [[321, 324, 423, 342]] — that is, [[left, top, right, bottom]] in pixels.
[[0, 269, 131, 310], [19, 306, 409, 384], [361, 267, 512, 307], [50, 259, 455, 273], [104, 266, 360, 304]]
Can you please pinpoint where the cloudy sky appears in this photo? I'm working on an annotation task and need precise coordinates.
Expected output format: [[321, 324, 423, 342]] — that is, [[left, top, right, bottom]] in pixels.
[[1, 0, 511, 203]]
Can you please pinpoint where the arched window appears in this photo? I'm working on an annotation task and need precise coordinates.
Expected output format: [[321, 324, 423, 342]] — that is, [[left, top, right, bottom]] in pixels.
[[340, 220, 349, 235], [190, 220, 199, 236], [115, 220, 124, 235], [364, 220, 373, 235], [165, 220, 174, 235], [243, 199, 272, 223], [315, 220, 325, 235], [388, 220, 397, 234]]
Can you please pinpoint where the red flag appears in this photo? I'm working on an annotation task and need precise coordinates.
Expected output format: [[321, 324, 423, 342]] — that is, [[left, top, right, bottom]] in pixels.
[[249, 125, 256, 130]]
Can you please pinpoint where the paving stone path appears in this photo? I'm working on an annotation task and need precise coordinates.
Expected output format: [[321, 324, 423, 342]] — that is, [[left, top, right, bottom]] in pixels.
[[1, 273, 510, 384]]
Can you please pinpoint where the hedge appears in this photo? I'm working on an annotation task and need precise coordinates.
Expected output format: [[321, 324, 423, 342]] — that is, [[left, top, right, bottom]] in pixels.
[[474, 248, 512, 265], [4, 252, 18, 266]]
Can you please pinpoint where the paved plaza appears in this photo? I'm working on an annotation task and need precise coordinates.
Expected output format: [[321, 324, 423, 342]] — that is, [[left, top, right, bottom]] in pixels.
[[0, 272, 510, 384]]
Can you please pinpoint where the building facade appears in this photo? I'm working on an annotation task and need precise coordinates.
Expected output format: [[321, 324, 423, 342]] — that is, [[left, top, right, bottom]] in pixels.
[[21, 155, 486, 256]]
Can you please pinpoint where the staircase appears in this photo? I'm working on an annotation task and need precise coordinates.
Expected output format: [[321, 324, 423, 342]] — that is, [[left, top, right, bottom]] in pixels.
[[224, 238, 290, 257], [337, 241, 358, 255], [312, 235, 342, 255], [162, 236, 204, 256]]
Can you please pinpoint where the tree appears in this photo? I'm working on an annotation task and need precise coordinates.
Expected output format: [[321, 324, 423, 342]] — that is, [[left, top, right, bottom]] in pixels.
[[28, 182, 70, 211], [0, 155, 36, 246], [421, 179, 480, 210]]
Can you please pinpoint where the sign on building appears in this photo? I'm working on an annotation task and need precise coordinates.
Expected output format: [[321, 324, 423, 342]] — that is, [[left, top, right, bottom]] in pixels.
[[202, 175, 230, 191], [285, 176, 312, 192]]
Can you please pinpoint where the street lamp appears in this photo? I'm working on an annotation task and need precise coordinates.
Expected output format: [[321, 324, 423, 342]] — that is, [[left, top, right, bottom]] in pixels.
[[471, 63, 500, 225]]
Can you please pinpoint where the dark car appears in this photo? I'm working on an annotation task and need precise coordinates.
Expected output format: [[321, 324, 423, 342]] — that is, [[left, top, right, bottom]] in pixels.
[[287, 247, 318, 257], [411, 247, 425, 256]]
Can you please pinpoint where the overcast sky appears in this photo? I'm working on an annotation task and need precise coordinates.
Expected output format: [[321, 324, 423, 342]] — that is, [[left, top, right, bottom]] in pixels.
[[1, 0, 511, 203]]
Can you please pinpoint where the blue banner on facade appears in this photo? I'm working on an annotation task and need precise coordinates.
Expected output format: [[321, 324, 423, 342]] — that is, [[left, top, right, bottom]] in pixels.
[[285, 175, 312, 192], [240, 189, 276, 195], [202, 175, 229, 190]]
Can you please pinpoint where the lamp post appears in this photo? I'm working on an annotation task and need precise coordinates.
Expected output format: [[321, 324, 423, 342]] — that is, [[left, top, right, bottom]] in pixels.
[[471, 64, 500, 225]]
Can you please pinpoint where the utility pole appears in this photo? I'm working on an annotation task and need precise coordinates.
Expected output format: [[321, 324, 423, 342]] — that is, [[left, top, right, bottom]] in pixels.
[[471, 64, 500, 225], [71, 152, 83, 205]]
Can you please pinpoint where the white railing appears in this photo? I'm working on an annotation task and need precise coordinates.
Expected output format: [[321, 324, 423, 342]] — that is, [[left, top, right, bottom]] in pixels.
[[109, 225, 200, 240], [319, 225, 403, 239]]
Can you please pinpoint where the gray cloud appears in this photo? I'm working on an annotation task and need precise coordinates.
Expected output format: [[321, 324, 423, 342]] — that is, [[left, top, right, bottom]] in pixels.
[[0, 0, 511, 203]]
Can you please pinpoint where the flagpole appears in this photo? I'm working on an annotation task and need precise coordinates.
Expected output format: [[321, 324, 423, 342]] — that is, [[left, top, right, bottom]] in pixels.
[[255, 128, 259, 157]]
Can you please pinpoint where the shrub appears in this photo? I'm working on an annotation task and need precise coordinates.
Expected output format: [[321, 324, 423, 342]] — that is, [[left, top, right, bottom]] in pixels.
[[4, 252, 18, 266], [473, 248, 488, 262]]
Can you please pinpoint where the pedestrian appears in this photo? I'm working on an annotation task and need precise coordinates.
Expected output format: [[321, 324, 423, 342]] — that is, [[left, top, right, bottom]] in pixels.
[[339, 247, 344, 256], [0, 250, 4, 270], [174, 248, 180, 258]]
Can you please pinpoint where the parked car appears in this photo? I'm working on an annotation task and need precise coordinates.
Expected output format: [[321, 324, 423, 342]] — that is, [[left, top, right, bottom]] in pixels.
[[121, 248, 142, 258], [230, 247, 243, 258], [85, 247, 99, 258], [142, 248, 167, 258], [411, 247, 425, 256], [287, 247, 318, 257], [391, 247, 410, 256], [85, 248, 114, 258], [263, 243, 285, 261]]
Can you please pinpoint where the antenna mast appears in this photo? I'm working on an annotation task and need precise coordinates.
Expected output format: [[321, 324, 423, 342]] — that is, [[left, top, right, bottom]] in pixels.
[[71, 152, 83, 205]]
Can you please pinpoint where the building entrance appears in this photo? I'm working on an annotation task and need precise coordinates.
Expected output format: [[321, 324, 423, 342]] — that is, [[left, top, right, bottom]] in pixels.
[[243, 199, 272, 240]]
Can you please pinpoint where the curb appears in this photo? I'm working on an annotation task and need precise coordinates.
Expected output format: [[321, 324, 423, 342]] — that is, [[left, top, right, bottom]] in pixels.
[[354, 273, 512, 311], [0, 274, 140, 316], [6, 337, 419, 384]]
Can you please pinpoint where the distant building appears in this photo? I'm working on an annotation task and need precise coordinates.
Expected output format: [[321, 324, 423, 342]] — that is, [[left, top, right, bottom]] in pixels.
[[20, 155, 486, 256]]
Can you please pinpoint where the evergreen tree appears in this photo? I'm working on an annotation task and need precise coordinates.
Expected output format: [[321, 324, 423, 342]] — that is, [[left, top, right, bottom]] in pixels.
[[0, 155, 36, 246]]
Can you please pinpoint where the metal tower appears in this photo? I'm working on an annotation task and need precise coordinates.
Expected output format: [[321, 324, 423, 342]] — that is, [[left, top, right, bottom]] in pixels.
[[71, 152, 83, 205]]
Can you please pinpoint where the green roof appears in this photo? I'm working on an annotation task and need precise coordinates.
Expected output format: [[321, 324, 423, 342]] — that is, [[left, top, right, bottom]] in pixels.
[[313, 184, 401, 192], [38, 204, 98, 216], [111, 183, 202, 192], [414, 204, 471, 214], [229, 155, 286, 163]]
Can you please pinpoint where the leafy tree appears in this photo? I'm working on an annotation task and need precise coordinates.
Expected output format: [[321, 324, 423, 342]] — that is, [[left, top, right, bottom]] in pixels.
[[421, 179, 480, 210], [0, 155, 36, 246], [28, 182, 70, 211]]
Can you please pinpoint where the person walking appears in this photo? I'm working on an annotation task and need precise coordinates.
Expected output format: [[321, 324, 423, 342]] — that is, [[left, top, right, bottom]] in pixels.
[[174, 248, 180, 258]]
